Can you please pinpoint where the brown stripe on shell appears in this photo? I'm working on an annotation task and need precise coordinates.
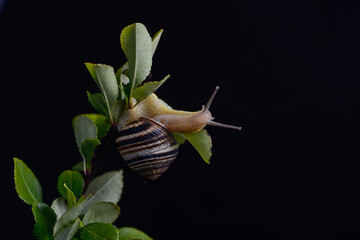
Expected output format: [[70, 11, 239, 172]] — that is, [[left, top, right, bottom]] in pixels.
[[116, 118, 179, 180]]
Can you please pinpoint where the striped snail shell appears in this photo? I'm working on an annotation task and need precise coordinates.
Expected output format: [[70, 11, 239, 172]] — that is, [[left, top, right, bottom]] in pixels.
[[116, 86, 241, 181], [116, 117, 179, 180]]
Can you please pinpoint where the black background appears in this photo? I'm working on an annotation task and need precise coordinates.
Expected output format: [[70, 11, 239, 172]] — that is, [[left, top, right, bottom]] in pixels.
[[2, 0, 360, 239]]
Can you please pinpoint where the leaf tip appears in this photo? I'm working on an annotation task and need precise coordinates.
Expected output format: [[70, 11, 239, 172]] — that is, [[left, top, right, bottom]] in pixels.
[[13, 157, 20, 163], [14, 158, 43, 205], [154, 28, 164, 37]]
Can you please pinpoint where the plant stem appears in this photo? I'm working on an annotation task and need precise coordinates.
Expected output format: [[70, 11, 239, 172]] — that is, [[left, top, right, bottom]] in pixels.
[[82, 125, 118, 194]]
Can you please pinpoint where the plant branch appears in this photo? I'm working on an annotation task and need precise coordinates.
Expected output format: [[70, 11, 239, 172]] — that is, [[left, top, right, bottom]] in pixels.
[[82, 125, 118, 194]]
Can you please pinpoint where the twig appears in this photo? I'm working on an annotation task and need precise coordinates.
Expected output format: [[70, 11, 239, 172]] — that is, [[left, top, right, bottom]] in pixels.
[[82, 125, 118, 194]]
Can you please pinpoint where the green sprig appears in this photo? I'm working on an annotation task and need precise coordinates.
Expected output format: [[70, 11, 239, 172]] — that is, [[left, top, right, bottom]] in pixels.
[[13, 22, 216, 240]]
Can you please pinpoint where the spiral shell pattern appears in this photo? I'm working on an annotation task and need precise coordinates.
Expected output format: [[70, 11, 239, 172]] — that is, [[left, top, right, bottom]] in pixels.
[[116, 118, 179, 180]]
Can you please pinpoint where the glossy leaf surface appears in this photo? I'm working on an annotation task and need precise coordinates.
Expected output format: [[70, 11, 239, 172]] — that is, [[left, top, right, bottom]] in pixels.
[[80, 138, 101, 172], [120, 23, 152, 97], [54, 218, 80, 240], [151, 29, 163, 56], [53, 198, 88, 236], [32, 203, 57, 240], [77, 223, 118, 240], [64, 184, 77, 209], [118, 227, 152, 240], [51, 198, 67, 220], [182, 130, 213, 164], [87, 92, 109, 118], [73, 116, 97, 150], [73, 115, 98, 172], [132, 74, 170, 104], [57, 170, 84, 199], [82, 202, 120, 225], [85, 63, 118, 122], [82, 170, 123, 214], [14, 158, 43, 205]]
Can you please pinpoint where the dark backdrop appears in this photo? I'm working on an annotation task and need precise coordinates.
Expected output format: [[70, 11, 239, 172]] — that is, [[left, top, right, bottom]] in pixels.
[[2, 0, 360, 239]]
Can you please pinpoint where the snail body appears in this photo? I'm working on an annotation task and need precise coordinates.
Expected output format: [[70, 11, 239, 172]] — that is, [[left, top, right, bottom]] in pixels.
[[117, 86, 241, 133], [116, 86, 241, 180]]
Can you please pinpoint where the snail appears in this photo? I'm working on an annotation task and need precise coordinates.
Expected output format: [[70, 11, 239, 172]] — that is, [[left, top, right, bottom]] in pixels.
[[116, 86, 241, 180]]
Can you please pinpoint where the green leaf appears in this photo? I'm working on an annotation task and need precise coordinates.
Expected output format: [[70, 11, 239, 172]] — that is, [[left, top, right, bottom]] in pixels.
[[53, 198, 88, 236], [182, 130, 213, 164], [32, 203, 57, 240], [172, 132, 187, 146], [85, 63, 119, 122], [51, 198, 67, 220], [73, 116, 98, 150], [81, 138, 101, 172], [120, 23, 153, 98], [87, 91, 109, 118], [115, 62, 130, 103], [64, 184, 77, 209], [117, 27, 163, 78], [117, 79, 128, 103], [57, 170, 84, 199], [73, 114, 107, 172], [73, 115, 98, 173], [54, 218, 80, 240], [85, 62, 96, 81], [111, 101, 127, 124], [119, 73, 130, 85], [118, 227, 153, 240], [132, 74, 170, 104], [116, 27, 164, 103], [95, 64, 119, 112], [151, 29, 163, 56], [115, 62, 130, 85], [77, 223, 118, 240], [82, 114, 110, 140], [82, 170, 123, 214], [122, 73, 133, 101], [82, 202, 120, 225], [14, 158, 43, 205], [77, 195, 86, 204], [72, 162, 84, 172]]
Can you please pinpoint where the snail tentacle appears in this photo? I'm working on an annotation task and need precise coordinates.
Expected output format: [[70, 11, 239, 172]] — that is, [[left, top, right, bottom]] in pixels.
[[116, 85, 241, 180]]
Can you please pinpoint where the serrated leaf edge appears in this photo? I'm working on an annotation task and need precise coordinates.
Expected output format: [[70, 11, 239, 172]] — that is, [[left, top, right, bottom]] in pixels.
[[13, 158, 43, 205], [80, 222, 119, 239], [73, 114, 99, 138], [182, 130, 213, 164], [94, 64, 117, 121], [82, 201, 120, 226]]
